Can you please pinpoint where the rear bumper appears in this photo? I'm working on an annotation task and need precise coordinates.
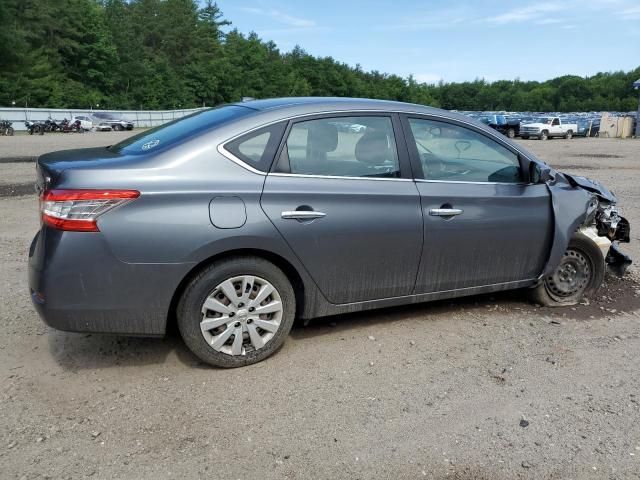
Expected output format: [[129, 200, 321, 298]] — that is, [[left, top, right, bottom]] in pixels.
[[28, 228, 193, 336]]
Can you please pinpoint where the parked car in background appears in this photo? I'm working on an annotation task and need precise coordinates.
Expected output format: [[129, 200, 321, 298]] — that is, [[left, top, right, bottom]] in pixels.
[[477, 114, 522, 139], [29, 97, 631, 368], [91, 112, 134, 131], [520, 116, 578, 140], [71, 115, 93, 131], [575, 118, 600, 137]]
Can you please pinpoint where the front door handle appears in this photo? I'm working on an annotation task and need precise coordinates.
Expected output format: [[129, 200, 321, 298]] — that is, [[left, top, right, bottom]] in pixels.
[[429, 208, 463, 217], [281, 210, 327, 220]]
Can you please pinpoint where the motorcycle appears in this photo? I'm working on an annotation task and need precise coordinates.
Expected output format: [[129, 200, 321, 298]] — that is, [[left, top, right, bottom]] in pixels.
[[44, 116, 62, 132], [25, 120, 45, 135], [0, 119, 14, 136], [59, 118, 82, 133]]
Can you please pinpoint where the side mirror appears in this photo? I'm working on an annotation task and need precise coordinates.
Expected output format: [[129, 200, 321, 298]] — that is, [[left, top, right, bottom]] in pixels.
[[529, 162, 551, 184]]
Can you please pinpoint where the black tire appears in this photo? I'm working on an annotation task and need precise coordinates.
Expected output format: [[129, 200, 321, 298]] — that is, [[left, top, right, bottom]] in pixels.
[[539, 130, 548, 141], [177, 256, 296, 368], [37, 125, 44, 135], [507, 128, 515, 139], [530, 232, 605, 307], [7, 127, 14, 136], [115, 124, 124, 131], [565, 130, 573, 139]]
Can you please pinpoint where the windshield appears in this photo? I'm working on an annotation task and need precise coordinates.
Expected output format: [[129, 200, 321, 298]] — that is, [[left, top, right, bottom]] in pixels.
[[109, 105, 253, 155]]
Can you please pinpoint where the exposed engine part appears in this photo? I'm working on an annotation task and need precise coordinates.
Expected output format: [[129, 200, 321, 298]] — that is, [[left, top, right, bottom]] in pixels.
[[594, 202, 630, 242], [581, 198, 632, 277]]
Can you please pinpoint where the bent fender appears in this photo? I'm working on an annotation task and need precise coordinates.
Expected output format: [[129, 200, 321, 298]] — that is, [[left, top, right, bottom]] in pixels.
[[540, 169, 631, 278]]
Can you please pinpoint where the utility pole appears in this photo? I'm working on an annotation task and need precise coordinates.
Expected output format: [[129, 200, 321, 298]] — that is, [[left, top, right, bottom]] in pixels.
[[635, 79, 640, 138]]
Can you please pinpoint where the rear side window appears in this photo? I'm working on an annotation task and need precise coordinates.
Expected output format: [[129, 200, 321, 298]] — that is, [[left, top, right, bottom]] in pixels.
[[225, 123, 286, 172], [275, 116, 400, 178], [110, 106, 253, 155]]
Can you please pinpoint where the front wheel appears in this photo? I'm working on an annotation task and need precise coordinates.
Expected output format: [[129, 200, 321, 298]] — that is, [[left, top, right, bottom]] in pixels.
[[7, 127, 14, 136], [530, 233, 605, 306], [177, 256, 296, 368], [539, 130, 548, 140]]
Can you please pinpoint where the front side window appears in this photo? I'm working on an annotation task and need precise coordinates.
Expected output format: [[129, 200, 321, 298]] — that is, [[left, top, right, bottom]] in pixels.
[[275, 116, 400, 178], [408, 118, 522, 183]]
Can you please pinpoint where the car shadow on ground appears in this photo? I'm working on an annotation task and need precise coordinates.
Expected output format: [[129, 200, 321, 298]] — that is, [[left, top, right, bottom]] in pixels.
[[46, 328, 203, 371], [47, 274, 639, 371]]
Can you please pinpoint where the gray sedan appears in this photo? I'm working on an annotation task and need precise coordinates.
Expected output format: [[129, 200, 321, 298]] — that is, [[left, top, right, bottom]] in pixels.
[[28, 97, 631, 367]]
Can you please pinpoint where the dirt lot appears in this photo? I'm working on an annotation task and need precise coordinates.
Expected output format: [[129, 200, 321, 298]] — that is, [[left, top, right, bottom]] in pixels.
[[1, 134, 639, 479]]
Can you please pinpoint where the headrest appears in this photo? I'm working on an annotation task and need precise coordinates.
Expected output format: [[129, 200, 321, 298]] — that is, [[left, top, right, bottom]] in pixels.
[[307, 122, 338, 153], [355, 130, 391, 164]]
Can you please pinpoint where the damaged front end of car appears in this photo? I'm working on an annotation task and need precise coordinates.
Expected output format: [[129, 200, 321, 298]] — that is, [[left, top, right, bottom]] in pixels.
[[590, 195, 631, 276], [545, 170, 632, 278]]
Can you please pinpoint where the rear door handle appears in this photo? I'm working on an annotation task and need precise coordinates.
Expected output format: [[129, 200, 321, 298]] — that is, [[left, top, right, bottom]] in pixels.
[[281, 211, 327, 220], [429, 208, 463, 217]]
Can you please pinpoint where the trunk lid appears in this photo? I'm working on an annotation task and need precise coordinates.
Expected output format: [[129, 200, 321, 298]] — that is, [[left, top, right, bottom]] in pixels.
[[36, 147, 132, 193]]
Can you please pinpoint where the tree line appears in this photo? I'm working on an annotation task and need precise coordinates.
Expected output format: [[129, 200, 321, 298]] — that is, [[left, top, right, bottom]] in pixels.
[[1, 0, 638, 112]]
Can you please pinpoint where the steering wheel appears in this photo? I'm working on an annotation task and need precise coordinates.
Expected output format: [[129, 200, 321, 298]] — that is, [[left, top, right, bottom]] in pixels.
[[421, 152, 446, 178]]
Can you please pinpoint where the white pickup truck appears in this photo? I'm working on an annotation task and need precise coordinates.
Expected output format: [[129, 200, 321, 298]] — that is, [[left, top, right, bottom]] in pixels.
[[520, 117, 578, 140]]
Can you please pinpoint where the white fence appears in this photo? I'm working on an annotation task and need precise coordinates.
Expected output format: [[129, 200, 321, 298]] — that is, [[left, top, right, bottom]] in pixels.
[[0, 107, 204, 131]]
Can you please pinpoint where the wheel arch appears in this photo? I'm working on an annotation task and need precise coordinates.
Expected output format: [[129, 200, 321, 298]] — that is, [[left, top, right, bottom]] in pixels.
[[166, 248, 307, 334]]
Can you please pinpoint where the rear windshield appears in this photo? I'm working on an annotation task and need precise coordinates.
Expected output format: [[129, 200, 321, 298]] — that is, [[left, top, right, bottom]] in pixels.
[[109, 105, 253, 155]]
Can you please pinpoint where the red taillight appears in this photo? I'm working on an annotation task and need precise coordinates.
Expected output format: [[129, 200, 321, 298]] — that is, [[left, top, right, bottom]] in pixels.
[[40, 189, 140, 232]]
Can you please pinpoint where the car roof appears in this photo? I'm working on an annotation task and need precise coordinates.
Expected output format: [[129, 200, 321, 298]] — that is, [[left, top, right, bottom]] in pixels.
[[219, 96, 535, 161], [231, 96, 440, 115]]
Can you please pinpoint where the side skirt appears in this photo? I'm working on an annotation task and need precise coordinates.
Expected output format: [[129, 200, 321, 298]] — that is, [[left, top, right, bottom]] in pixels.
[[305, 278, 537, 319]]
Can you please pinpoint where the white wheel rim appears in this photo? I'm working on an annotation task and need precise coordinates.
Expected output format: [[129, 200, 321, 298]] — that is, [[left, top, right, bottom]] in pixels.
[[200, 275, 283, 356]]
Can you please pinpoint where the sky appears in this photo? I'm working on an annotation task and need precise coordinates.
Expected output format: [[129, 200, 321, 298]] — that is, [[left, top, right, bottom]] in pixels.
[[216, 0, 640, 83]]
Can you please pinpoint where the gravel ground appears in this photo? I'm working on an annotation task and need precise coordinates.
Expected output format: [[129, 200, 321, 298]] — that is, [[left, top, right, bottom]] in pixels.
[[1, 134, 639, 479]]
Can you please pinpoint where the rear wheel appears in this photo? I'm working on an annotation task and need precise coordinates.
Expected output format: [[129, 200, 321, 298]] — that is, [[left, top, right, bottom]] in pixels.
[[177, 256, 296, 368], [114, 124, 124, 131], [530, 233, 605, 306], [7, 126, 14, 136], [565, 130, 573, 139]]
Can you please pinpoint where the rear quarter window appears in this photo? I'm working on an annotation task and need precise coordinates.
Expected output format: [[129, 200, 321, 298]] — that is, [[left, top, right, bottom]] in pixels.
[[224, 123, 286, 172]]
